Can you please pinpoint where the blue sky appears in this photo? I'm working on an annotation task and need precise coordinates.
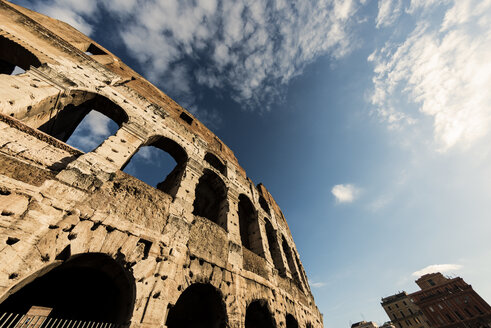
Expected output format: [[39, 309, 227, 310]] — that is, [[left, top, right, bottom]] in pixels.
[[13, 0, 491, 327]]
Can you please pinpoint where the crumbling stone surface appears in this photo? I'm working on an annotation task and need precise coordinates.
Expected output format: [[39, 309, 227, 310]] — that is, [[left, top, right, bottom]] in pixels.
[[0, 1, 323, 328]]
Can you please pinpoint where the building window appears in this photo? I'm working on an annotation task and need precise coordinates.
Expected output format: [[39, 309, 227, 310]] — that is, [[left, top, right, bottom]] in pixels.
[[400, 311, 405, 318], [388, 306, 392, 311], [475, 306, 484, 315], [445, 313, 455, 323], [428, 279, 436, 286], [393, 314, 398, 320], [437, 316, 444, 324], [464, 308, 473, 318], [438, 304, 443, 310], [403, 301, 407, 306], [429, 306, 435, 312], [414, 317, 420, 323], [398, 323, 402, 328], [408, 308, 413, 315], [454, 311, 464, 320], [396, 303, 400, 309]]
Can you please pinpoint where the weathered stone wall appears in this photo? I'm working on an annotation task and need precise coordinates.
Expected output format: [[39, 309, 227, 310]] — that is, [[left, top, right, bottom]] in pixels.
[[0, 1, 323, 327]]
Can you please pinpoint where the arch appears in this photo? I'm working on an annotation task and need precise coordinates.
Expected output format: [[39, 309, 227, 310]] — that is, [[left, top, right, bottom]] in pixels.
[[204, 152, 226, 175], [264, 218, 284, 271], [37, 94, 128, 147], [286, 314, 299, 328], [245, 300, 276, 328], [293, 251, 309, 291], [123, 136, 188, 198], [281, 235, 302, 289], [166, 283, 227, 328], [0, 253, 136, 324], [193, 169, 228, 230], [258, 195, 270, 215], [0, 35, 41, 74], [238, 194, 264, 258]]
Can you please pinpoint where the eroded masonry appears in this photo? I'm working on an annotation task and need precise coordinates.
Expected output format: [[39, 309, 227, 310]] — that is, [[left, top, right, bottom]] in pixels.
[[0, 1, 323, 328]]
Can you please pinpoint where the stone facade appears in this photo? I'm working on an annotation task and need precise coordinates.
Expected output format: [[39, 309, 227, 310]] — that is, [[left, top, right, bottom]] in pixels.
[[381, 291, 431, 328], [0, 1, 323, 328]]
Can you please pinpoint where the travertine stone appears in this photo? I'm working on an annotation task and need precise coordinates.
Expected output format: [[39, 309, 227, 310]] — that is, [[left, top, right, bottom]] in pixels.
[[0, 1, 323, 328]]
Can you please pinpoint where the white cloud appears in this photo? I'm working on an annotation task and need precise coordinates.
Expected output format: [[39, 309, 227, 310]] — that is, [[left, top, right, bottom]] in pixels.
[[376, 0, 402, 28], [310, 281, 326, 288], [412, 264, 463, 277], [331, 184, 360, 203], [369, 0, 491, 151]]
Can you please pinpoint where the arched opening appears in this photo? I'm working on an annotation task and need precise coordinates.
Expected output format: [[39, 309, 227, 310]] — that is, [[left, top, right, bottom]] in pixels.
[[193, 169, 228, 230], [258, 196, 270, 215], [281, 236, 302, 289], [0, 35, 41, 75], [306, 323, 313, 328], [166, 283, 227, 328], [286, 314, 298, 328], [204, 152, 226, 175], [294, 252, 309, 290], [37, 95, 128, 152], [264, 219, 284, 271], [0, 253, 136, 324], [238, 194, 264, 258], [123, 136, 188, 198], [245, 300, 275, 328]]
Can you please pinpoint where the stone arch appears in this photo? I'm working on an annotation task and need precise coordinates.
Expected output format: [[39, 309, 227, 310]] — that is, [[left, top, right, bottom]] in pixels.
[[123, 135, 188, 198], [0, 253, 136, 324], [204, 152, 226, 175], [258, 195, 270, 215], [37, 93, 129, 151], [245, 300, 276, 328], [238, 194, 264, 258], [286, 314, 299, 328], [0, 35, 41, 74], [166, 283, 227, 328], [264, 218, 284, 272], [280, 235, 302, 289], [293, 251, 309, 291], [193, 169, 228, 230]]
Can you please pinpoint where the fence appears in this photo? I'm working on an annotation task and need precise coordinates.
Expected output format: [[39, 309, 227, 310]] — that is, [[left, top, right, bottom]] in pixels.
[[0, 313, 121, 328]]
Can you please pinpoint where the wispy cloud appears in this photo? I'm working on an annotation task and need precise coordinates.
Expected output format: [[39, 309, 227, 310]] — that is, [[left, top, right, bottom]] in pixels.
[[375, 0, 402, 28], [331, 184, 360, 203], [412, 264, 463, 277], [66, 111, 115, 152], [369, 0, 491, 151], [310, 281, 327, 288], [22, 0, 365, 116]]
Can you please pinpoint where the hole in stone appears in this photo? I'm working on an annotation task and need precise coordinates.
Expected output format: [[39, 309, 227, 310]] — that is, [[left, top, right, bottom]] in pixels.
[[67, 233, 77, 240], [179, 112, 193, 125], [6, 237, 19, 245], [0, 189, 11, 196], [8, 273, 18, 279], [137, 239, 152, 260], [1, 210, 14, 216]]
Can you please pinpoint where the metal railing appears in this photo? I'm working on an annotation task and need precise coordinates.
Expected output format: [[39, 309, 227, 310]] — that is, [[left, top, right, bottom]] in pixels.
[[0, 313, 121, 328]]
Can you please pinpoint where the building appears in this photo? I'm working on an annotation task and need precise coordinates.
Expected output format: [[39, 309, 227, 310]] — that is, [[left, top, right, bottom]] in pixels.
[[381, 291, 431, 328], [0, 1, 323, 328], [411, 273, 491, 328], [352, 321, 379, 328], [380, 322, 396, 328]]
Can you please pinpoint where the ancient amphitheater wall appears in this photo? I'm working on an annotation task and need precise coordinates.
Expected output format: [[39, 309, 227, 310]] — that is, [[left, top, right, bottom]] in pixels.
[[0, 1, 323, 328]]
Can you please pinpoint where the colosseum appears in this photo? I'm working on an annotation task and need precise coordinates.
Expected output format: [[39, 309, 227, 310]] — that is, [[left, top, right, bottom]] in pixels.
[[0, 1, 323, 328]]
